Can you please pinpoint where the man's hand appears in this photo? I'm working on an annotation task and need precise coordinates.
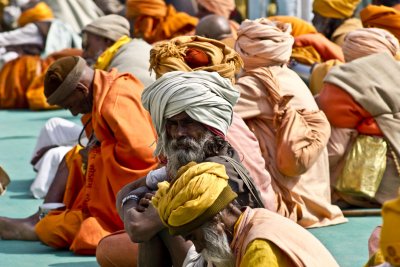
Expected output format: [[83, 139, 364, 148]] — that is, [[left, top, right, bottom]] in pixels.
[[123, 202, 165, 243], [117, 186, 151, 220], [136, 192, 155, 212]]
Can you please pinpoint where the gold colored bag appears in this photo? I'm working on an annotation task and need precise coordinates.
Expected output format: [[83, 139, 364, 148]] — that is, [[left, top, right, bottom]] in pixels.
[[335, 135, 387, 198]]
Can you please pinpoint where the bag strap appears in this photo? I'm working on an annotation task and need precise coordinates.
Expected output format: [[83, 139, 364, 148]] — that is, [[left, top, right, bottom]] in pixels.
[[219, 156, 265, 208]]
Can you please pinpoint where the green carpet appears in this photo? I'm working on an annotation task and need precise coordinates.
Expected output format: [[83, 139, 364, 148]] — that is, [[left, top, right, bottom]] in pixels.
[[0, 110, 382, 267]]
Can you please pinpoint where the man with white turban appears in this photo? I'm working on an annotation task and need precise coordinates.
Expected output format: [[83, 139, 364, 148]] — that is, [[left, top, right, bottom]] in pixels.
[[152, 161, 340, 267], [98, 71, 266, 267], [234, 18, 346, 228]]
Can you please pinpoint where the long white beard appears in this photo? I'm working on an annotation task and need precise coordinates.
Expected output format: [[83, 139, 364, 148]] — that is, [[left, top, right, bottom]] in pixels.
[[200, 222, 235, 267]]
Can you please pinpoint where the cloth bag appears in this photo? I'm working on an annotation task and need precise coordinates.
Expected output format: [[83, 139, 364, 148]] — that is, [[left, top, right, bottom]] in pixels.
[[335, 135, 387, 198]]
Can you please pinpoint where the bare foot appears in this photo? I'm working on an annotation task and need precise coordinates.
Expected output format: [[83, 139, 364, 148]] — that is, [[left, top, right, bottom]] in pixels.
[[0, 213, 39, 240]]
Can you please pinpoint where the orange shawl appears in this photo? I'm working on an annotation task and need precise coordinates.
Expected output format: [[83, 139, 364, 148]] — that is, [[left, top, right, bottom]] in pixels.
[[360, 5, 400, 41], [294, 33, 344, 62], [18, 2, 54, 27], [0, 48, 82, 109], [35, 69, 158, 254], [131, 4, 198, 44]]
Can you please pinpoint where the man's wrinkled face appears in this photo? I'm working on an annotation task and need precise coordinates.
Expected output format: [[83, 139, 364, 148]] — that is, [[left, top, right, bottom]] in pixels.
[[81, 32, 111, 67], [164, 112, 213, 179], [58, 83, 91, 116]]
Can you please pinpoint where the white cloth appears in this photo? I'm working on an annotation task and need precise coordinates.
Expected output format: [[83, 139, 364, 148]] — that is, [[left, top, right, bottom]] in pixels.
[[182, 245, 212, 267], [44, 0, 104, 33], [145, 166, 167, 190], [30, 117, 86, 199], [0, 23, 43, 47], [141, 71, 240, 156], [42, 19, 82, 57]]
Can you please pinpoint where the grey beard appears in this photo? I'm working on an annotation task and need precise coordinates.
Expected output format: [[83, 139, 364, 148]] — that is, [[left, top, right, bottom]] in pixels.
[[164, 131, 213, 179], [200, 221, 235, 267]]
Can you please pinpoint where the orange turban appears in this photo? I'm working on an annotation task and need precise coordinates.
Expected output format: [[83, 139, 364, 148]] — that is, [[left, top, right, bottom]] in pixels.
[[360, 5, 400, 41], [196, 0, 235, 19], [126, 0, 167, 18], [294, 33, 344, 62], [269, 16, 317, 37], [17, 2, 54, 27], [313, 0, 361, 19]]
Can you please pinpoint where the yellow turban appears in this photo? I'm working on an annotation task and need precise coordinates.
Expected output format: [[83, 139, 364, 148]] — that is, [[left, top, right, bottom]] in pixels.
[[309, 59, 342, 95], [149, 35, 243, 84], [17, 2, 54, 27], [152, 162, 238, 235], [313, 0, 361, 19], [126, 0, 167, 18], [380, 195, 400, 267]]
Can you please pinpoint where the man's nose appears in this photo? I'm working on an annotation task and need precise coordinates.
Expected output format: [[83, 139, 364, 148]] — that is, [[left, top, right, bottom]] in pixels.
[[175, 124, 188, 138]]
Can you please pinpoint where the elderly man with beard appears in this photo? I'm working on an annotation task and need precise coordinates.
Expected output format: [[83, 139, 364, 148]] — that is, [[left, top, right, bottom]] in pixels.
[[96, 71, 265, 267], [152, 161, 340, 267]]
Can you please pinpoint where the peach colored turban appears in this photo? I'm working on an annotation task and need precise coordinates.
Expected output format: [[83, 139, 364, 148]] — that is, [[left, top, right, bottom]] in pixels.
[[342, 28, 399, 62], [196, 0, 235, 19], [235, 18, 294, 70], [269, 16, 317, 37]]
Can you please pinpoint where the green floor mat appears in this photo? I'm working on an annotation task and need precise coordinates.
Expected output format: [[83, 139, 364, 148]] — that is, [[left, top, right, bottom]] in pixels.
[[0, 110, 383, 267]]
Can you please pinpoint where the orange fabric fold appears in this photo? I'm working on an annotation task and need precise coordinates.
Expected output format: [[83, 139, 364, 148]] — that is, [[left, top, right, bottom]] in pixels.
[[132, 5, 198, 44], [17, 2, 54, 27], [294, 33, 344, 62], [360, 5, 400, 41], [0, 48, 82, 110], [35, 69, 158, 254], [269, 16, 317, 37], [126, 0, 167, 18], [318, 83, 383, 136]]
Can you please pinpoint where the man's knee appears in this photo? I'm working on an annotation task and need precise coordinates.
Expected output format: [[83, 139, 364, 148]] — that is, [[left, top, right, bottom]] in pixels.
[[96, 231, 138, 267]]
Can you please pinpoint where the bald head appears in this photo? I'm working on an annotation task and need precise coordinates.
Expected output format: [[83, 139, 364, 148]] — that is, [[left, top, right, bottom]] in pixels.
[[195, 14, 232, 40]]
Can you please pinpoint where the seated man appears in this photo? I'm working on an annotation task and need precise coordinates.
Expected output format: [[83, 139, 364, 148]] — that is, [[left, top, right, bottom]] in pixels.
[[97, 70, 270, 267], [0, 0, 81, 66], [152, 161, 340, 267], [312, 0, 362, 46], [29, 14, 155, 198], [0, 56, 158, 254], [318, 52, 400, 208], [234, 18, 346, 227]]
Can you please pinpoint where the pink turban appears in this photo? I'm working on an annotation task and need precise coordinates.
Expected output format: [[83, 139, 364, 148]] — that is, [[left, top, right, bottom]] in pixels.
[[196, 0, 235, 19]]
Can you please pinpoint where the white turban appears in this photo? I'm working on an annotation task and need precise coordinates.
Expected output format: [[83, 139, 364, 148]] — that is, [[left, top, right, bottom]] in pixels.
[[141, 71, 239, 155]]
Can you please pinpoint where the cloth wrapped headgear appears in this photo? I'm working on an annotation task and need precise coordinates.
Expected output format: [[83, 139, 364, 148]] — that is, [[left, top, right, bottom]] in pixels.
[[141, 71, 239, 156], [380, 195, 400, 267], [235, 18, 294, 70], [149, 35, 243, 84], [269, 16, 317, 37], [342, 28, 399, 62], [126, 0, 167, 18], [152, 162, 238, 235], [82, 14, 130, 42], [44, 56, 86, 105], [17, 2, 53, 27], [196, 0, 235, 19], [313, 0, 361, 19]]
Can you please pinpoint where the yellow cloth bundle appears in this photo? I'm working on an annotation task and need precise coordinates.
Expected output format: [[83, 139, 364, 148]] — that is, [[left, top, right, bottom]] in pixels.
[[152, 162, 237, 235], [149, 35, 243, 83], [380, 195, 400, 267]]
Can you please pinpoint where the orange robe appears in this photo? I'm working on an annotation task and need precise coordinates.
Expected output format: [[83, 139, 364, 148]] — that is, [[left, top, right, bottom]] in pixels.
[[0, 48, 82, 109], [35, 69, 158, 255], [360, 5, 400, 41], [126, 0, 198, 44]]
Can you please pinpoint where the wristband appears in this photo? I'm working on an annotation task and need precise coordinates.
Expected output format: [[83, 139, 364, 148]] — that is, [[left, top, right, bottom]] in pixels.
[[121, 194, 140, 208]]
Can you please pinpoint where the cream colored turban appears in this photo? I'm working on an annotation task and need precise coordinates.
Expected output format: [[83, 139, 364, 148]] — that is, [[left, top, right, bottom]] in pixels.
[[235, 18, 294, 70], [152, 162, 238, 235], [313, 0, 361, 19], [196, 0, 235, 19], [149, 35, 243, 84], [342, 28, 399, 62], [141, 71, 239, 156], [83, 14, 130, 42]]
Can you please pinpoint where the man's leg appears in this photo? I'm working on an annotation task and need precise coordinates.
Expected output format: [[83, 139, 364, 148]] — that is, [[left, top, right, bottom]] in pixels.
[[138, 235, 172, 267], [0, 155, 69, 240], [159, 229, 192, 267]]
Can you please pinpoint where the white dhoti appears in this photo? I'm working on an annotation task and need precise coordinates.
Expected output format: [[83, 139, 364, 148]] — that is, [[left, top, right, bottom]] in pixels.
[[30, 117, 86, 199]]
